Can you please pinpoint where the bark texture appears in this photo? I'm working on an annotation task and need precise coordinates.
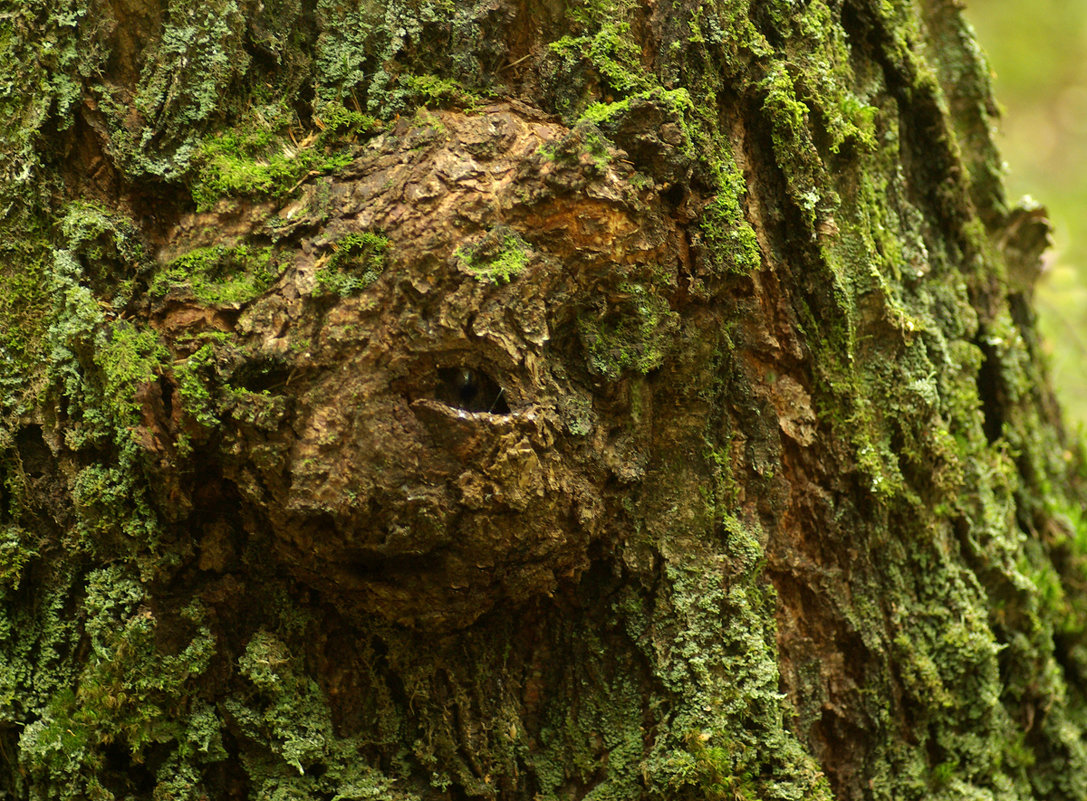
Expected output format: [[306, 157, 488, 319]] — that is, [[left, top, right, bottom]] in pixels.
[[2, 0, 1087, 799]]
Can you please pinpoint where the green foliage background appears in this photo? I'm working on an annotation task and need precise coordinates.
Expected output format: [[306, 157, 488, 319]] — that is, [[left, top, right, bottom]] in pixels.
[[968, 1, 1087, 422]]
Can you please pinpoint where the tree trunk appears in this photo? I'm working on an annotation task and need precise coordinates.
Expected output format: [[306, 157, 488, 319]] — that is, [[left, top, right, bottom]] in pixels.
[[2, 0, 1085, 799]]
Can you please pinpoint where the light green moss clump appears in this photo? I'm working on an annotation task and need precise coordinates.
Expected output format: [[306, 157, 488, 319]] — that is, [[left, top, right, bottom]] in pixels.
[[313, 100, 383, 139], [174, 343, 221, 431], [93, 324, 169, 427], [0, 525, 35, 594], [314, 231, 389, 296], [698, 177, 762, 276], [152, 243, 284, 306], [456, 230, 530, 285], [549, 22, 653, 99], [397, 73, 486, 109], [190, 102, 382, 211], [579, 87, 693, 128]]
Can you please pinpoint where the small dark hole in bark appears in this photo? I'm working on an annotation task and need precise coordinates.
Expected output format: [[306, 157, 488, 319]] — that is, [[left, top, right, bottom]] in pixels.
[[348, 551, 442, 580], [662, 183, 685, 207], [235, 361, 292, 393], [15, 425, 50, 478], [976, 338, 1004, 445], [103, 741, 158, 795], [158, 374, 174, 419], [435, 367, 510, 414]]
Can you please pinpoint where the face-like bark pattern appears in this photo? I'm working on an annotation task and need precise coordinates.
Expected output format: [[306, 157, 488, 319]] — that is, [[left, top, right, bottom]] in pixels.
[[151, 105, 687, 628], [3, 1, 1087, 800]]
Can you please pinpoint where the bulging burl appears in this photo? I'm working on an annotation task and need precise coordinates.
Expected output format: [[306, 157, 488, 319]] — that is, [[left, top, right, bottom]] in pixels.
[[147, 103, 696, 629]]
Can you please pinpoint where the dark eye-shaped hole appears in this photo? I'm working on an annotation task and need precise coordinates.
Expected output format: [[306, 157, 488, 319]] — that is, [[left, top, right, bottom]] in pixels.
[[435, 367, 510, 414]]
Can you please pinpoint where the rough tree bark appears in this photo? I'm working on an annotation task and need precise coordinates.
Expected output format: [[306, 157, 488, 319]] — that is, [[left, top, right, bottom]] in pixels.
[[1, 0, 1086, 799]]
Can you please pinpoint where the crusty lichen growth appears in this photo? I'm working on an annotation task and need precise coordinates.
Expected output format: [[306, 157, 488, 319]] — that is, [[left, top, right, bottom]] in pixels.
[[2, 0, 1087, 799]]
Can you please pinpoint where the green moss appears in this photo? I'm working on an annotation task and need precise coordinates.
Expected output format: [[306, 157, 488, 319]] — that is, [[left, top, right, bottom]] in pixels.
[[58, 202, 145, 301], [578, 86, 694, 136], [759, 68, 829, 229], [2, 1, 1086, 799], [578, 97, 631, 127], [314, 231, 388, 296], [313, 0, 383, 106], [230, 631, 331, 775], [69, 462, 157, 549], [0, 525, 35, 595], [0, 2, 96, 208], [78, 577, 215, 752], [123, 2, 243, 170], [45, 310, 172, 559], [152, 243, 285, 306], [397, 73, 486, 109], [313, 0, 505, 117], [94, 324, 169, 428], [578, 282, 678, 379], [698, 175, 762, 275], [312, 100, 383, 139], [580, 88, 762, 281], [190, 103, 372, 211], [637, 517, 834, 801], [565, 0, 637, 27], [546, 22, 653, 115], [529, 635, 645, 801], [0, 220, 51, 413], [174, 344, 221, 430], [674, 733, 762, 801], [456, 229, 530, 285], [831, 96, 879, 154], [537, 121, 615, 172], [18, 572, 219, 799], [550, 23, 650, 97], [578, 86, 698, 173], [224, 630, 415, 799]]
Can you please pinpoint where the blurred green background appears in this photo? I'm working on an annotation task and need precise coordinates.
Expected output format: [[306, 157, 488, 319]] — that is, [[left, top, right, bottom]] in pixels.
[[967, 1, 1087, 425]]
